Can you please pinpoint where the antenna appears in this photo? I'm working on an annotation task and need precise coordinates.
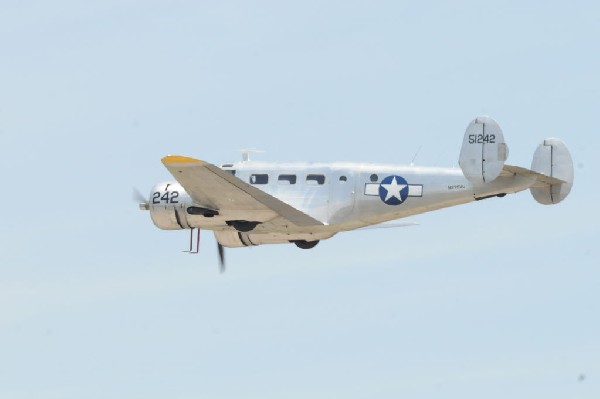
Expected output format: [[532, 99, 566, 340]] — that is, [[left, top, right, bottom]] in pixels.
[[410, 145, 422, 166], [240, 148, 265, 162]]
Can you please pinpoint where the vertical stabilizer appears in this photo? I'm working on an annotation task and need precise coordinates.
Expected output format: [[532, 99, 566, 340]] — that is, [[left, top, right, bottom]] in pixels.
[[459, 116, 509, 185], [530, 138, 573, 204]]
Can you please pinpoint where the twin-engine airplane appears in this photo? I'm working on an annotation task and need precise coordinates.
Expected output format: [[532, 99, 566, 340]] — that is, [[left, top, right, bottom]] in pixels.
[[138, 116, 573, 272]]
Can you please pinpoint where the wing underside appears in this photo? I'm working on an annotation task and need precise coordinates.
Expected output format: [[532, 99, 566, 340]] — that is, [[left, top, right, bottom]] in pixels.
[[161, 155, 323, 232]]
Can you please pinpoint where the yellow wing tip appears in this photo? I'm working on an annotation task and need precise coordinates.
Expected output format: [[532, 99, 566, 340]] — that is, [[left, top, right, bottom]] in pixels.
[[162, 155, 205, 164]]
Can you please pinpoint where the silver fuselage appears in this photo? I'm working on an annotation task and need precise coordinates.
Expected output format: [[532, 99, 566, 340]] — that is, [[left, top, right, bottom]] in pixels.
[[149, 161, 533, 246]]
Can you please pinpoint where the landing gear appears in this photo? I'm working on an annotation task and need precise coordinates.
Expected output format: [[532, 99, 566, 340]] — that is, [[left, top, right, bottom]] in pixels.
[[183, 228, 226, 273], [184, 228, 201, 253], [291, 240, 320, 249]]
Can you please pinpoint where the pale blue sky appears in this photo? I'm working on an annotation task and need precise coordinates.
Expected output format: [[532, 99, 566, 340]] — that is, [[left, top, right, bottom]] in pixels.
[[0, 1, 598, 398]]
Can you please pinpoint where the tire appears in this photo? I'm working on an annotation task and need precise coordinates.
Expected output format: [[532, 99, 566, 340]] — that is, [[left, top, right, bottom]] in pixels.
[[292, 240, 320, 249]]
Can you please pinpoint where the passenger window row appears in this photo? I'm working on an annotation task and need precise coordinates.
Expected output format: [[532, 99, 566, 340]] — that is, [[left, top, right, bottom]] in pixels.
[[249, 174, 331, 185]]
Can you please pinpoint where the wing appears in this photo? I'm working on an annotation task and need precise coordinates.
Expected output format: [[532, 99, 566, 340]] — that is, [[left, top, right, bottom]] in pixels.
[[161, 155, 323, 228]]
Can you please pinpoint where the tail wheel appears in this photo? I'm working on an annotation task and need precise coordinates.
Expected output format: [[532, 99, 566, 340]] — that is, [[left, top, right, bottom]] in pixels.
[[292, 240, 320, 249]]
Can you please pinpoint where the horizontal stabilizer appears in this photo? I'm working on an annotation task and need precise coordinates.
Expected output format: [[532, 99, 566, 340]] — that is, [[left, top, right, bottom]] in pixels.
[[501, 164, 566, 186], [459, 116, 509, 185]]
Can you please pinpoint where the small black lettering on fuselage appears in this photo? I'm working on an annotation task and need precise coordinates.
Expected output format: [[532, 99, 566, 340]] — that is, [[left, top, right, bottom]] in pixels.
[[447, 184, 465, 190]]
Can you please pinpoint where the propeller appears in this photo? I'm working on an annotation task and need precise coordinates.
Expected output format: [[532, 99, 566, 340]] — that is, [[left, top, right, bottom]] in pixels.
[[217, 242, 226, 273], [133, 188, 149, 210]]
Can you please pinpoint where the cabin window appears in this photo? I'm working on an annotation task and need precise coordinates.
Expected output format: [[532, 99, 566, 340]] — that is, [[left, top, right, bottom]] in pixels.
[[250, 174, 269, 184], [306, 174, 326, 185], [370, 174, 379, 182], [278, 174, 297, 184], [339, 176, 347, 182], [225, 170, 236, 176]]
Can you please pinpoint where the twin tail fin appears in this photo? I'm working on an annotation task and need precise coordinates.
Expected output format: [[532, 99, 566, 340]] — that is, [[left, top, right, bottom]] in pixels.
[[459, 116, 573, 205]]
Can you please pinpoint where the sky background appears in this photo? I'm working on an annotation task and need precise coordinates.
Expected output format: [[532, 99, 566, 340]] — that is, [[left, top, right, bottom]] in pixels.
[[1, 1, 599, 398]]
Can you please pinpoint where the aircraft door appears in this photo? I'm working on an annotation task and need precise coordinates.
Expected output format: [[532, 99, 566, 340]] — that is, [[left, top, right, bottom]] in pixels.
[[328, 170, 355, 223]]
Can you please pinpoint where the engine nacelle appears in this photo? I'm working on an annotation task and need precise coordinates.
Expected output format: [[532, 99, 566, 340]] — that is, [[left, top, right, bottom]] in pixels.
[[149, 181, 193, 230], [214, 230, 255, 248], [214, 230, 333, 248]]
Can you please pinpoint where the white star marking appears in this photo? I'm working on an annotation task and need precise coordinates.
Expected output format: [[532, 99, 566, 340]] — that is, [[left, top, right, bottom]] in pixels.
[[381, 177, 407, 202]]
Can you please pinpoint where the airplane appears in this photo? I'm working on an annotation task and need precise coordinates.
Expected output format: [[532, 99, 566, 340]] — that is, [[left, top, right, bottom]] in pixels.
[[137, 116, 573, 272]]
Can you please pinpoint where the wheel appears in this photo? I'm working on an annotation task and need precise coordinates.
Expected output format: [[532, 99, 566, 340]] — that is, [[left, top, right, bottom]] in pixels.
[[292, 240, 320, 249]]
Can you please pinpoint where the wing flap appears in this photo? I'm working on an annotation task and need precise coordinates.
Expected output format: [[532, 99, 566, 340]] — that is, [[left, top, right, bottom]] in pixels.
[[161, 155, 323, 227]]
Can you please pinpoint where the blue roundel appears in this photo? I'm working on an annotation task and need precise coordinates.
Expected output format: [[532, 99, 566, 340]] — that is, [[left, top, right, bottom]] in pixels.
[[379, 175, 409, 205]]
